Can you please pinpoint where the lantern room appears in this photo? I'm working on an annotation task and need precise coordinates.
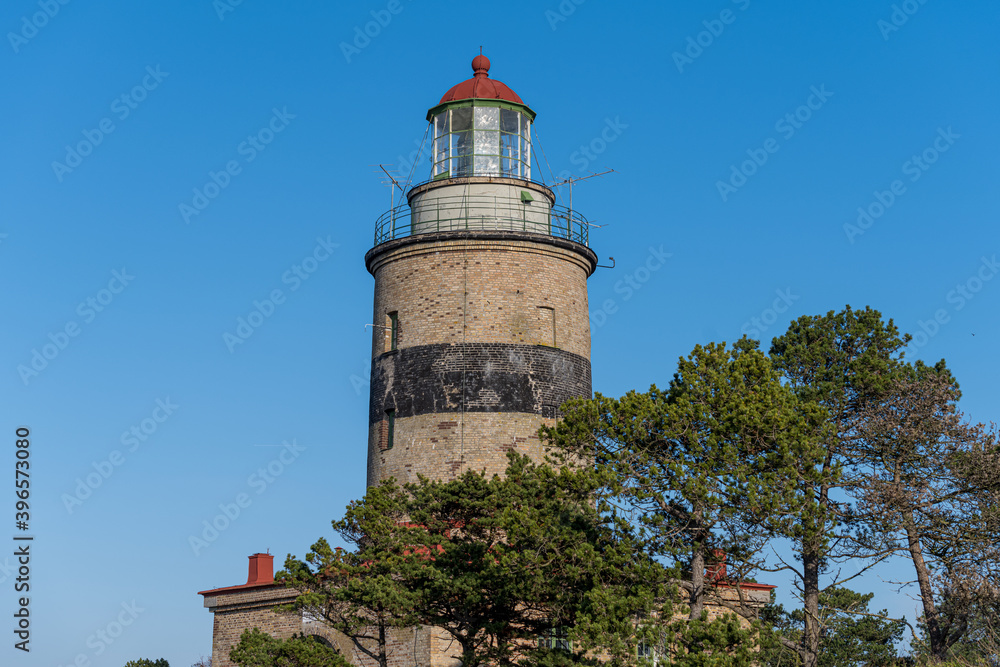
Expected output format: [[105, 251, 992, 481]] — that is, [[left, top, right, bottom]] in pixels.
[[426, 55, 534, 180], [371, 54, 590, 247]]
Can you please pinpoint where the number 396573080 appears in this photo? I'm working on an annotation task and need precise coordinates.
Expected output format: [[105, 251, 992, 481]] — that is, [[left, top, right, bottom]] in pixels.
[[15, 427, 30, 525]]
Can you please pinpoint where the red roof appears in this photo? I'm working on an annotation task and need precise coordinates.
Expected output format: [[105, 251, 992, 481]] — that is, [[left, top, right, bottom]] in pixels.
[[197, 580, 280, 596], [438, 54, 524, 105], [198, 552, 279, 596]]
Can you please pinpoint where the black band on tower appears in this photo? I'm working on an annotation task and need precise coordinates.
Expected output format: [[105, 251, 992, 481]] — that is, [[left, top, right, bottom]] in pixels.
[[368, 343, 592, 424]]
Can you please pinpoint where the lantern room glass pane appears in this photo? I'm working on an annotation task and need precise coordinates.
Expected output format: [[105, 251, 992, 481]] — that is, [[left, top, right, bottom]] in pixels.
[[454, 130, 473, 156], [435, 112, 449, 137], [475, 107, 499, 130], [500, 109, 519, 133], [435, 136, 449, 164], [453, 130, 473, 176], [475, 155, 499, 175], [523, 133, 531, 179], [453, 156, 473, 176], [452, 107, 472, 131], [476, 130, 499, 157], [500, 133, 518, 177]]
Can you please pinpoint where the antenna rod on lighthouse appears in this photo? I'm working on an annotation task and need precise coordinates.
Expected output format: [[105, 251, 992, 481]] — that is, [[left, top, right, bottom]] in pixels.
[[379, 164, 404, 192], [379, 164, 405, 237], [550, 169, 615, 229]]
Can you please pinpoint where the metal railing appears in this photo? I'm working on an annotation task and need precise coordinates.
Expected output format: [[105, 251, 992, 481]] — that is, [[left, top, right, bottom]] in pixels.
[[373, 194, 589, 246]]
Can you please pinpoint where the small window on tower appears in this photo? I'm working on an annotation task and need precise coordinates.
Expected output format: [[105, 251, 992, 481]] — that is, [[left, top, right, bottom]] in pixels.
[[537, 306, 555, 347], [385, 312, 398, 352], [384, 409, 395, 450]]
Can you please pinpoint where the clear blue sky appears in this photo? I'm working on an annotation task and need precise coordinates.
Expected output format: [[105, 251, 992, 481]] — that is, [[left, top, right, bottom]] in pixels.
[[2, 1, 998, 665]]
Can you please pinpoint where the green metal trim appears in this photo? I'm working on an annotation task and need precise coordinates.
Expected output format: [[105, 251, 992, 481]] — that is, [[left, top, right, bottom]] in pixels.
[[426, 98, 537, 122], [432, 170, 450, 180]]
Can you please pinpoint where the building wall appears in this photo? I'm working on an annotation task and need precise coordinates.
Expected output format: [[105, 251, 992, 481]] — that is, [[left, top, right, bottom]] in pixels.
[[204, 584, 773, 667], [367, 410, 558, 485], [367, 232, 594, 358], [203, 586, 300, 667], [408, 179, 556, 237], [364, 230, 596, 487], [304, 622, 435, 667]]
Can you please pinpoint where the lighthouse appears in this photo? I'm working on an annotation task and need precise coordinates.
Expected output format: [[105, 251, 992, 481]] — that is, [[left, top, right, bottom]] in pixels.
[[198, 57, 785, 667], [365, 54, 598, 487]]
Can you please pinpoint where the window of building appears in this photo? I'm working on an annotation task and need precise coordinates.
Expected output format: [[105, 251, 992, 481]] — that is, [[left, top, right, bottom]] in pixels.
[[385, 311, 398, 352], [537, 306, 555, 347], [384, 409, 395, 450], [637, 640, 658, 665], [537, 627, 570, 652]]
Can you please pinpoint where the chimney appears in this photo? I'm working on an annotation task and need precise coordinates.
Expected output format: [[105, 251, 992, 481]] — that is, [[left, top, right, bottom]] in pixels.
[[246, 553, 274, 586], [706, 549, 727, 582]]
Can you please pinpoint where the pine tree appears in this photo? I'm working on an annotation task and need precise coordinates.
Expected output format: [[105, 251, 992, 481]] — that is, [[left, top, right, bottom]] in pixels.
[[229, 628, 349, 667], [768, 306, 911, 667], [280, 452, 663, 666], [544, 338, 825, 662], [759, 586, 905, 667], [278, 479, 420, 667], [849, 365, 1000, 660]]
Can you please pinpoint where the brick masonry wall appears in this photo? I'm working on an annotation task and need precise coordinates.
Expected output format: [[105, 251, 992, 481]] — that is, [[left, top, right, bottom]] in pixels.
[[368, 411, 558, 485], [366, 232, 595, 360], [204, 586, 300, 667], [364, 231, 595, 487], [304, 621, 433, 667]]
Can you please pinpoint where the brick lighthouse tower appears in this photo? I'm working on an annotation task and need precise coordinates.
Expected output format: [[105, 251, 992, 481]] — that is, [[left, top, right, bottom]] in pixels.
[[199, 57, 779, 667], [365, 54, 598, 487]]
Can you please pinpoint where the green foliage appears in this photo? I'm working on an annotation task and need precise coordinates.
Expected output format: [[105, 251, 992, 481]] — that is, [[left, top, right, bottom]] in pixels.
[[543, 338, 823, 622], [667, 613, 762, 667], [767, 305, 912, 554], [272, 304, 998, 667], [760, 587, 905, 667], [277, 479, 421, 667], [229, 628, 349, 667], [406, 453, 668, 665], [282, 452, 664, 666], [767, 306, 914, 667], [123, 660, 169, 667], [518, 647, 603, 666], [769, 305, 911, 406]]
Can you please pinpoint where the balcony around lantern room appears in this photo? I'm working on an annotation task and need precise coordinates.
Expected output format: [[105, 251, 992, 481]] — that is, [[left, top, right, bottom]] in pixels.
[[373, 176, 590, 248], [372, 100, 591, 248]]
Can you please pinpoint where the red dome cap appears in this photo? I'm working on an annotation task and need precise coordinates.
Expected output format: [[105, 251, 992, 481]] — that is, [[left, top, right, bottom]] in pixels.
[[438, 54, 524, 105]]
